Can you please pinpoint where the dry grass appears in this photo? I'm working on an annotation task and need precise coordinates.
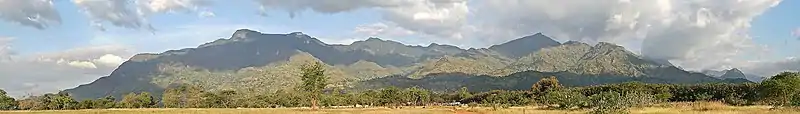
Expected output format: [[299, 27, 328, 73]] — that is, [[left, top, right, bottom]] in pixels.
[[630, 102, 800, 114], [2, 103, 799, 114]]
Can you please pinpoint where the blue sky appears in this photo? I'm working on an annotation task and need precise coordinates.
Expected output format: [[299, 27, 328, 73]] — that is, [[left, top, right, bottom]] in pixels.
[[0, 0, 798, 97], [751, 0, 800, 60]]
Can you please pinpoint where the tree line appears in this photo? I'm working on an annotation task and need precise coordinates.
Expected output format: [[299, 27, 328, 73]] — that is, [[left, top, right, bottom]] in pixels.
[[1, 62, 798, 113]]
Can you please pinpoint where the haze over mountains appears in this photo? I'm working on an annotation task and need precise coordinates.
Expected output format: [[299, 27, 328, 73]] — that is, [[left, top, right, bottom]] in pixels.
[[65, 29, 751, 100]]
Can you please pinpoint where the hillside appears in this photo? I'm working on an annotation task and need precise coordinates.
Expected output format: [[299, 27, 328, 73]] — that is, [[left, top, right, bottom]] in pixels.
[[65, 29, 740, 100]]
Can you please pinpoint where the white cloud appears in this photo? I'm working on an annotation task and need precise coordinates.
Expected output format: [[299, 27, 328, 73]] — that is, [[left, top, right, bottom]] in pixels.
[[72, 0, 211, 31], [66, 60, 98, 69], [254, 0, 469, 39], [353, 22, 416, 37], [472, 0, 782, 71], [35, 45, 131, 61], [93, 54, 126, 66], [0, 44, 133, 97], [0, 0, 61, 29]]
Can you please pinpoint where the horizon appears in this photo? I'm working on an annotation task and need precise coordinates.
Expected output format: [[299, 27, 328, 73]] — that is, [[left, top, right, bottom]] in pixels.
[[1, 0, 799, 98]]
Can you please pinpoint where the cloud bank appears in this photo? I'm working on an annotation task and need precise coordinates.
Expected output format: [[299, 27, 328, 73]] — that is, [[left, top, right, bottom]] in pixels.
[[0, 38, 133, 97], [254, 0, 469, 39], [73, 0, 211, 31], [0, 0, 61, 29], [253, 0, 783, 71]]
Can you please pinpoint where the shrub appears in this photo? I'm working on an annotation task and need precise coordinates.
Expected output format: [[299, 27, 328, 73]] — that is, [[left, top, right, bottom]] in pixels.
[[588, 92, 628, 114], [791, 94, 800, 107], [759, 72, 800, 106], [540, 89, 587, 109], [723, 95, 749, 106]]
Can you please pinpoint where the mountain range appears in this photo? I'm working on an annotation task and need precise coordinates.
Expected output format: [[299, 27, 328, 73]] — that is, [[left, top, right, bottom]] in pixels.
[[65, 29, 750, 100]]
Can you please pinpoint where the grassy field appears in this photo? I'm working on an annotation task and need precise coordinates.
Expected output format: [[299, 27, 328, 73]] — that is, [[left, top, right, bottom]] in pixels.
[[3, 102, 799, 114]]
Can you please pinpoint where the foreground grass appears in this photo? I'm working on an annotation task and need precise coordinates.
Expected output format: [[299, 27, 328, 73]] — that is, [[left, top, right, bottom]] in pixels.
[[3, 103, 799, 114]]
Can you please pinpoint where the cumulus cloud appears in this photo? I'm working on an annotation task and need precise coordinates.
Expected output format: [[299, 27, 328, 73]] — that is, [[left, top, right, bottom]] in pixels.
[[0, 44, 133, 97], [65, 60, 98, 69], [72, 0, 211, 31], [93, 54, 126, 66], [254, 0, 469, 39], [472, 0, 781, 70], [0, 0, 61, 29]]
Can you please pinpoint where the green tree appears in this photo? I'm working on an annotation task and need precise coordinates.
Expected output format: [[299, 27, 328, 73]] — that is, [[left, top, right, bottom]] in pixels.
[[162, 84, 204, 108], [93, 96, 116, 109], [120, 92, 156, 108], [77, 100, 95, 109], [759, 72, 800, 106], [356, 90, 379, 107], [379, 87, 402, 107], [0, 89, 17, 110], [46, 92, 78, 110], [404, 87, 431, 106], [531, 76, 563, 94], [457, 87, 472, 102], [299, 62, 328, 109]]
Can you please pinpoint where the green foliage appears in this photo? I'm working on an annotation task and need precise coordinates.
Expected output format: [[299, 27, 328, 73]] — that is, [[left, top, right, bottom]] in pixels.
[[93, 96, 116, 109], [759, 72, 800, 106], [300, 61, 328, 108], [120, 92, 156, 108], [378, 87, 402, 107], [586, 91, 657, 113], [46, 93, 78, 110], [457, 87, 472, 102], [0, 89, 17, 110], [404, 87, 432, 106], [540, 89, 587, 109], [791, 94, 800, 107], [16, 92, 78, 110], [531, 76, 563, 94], [162, 84, 204, 108], [588, 92, 629, 114]]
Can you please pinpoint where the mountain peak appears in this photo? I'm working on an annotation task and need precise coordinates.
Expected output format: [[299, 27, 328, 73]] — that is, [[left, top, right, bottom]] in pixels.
[[354, 37, 404, 46], [489, 33, 561, 59], [232, 29, 262, 39], [289, 32, 310, 38], [720, 68, 747, 79], [592, 42, 627, 51]]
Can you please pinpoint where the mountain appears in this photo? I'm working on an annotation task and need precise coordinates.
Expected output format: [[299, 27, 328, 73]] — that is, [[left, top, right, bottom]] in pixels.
[[65, 29, 456, 100], [65, 29, 740, 100], [488, 33, 561, 59], [720, 68, 747, 79], [505, 42, 656, 76], [703, 68, 751, 82]]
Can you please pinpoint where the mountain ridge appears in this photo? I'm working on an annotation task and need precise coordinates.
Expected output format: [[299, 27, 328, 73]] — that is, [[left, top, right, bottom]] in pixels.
[[65, 29, 743, 100]]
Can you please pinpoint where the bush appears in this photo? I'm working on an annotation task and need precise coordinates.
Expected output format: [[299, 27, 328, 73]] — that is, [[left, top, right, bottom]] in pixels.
[[791, 94, 800, 107], [586, 91, 658, 114], [723, 95, 749, 106], [588, 92, 628, 114], [540, 89, 587, 109], [759, 72, 800, 106]]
